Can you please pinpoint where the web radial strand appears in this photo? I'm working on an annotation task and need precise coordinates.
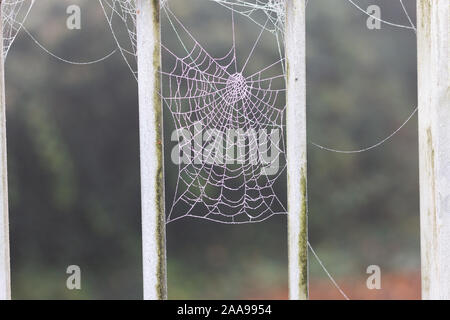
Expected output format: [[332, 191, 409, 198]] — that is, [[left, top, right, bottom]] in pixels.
[[1, 0, 34, 59], [99, 0, 139, 79]]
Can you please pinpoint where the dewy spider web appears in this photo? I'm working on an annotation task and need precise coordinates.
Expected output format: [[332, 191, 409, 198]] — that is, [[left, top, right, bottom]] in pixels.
[[100, 0, 288, 224], [1, 0, 34, 59], [161, 3, 287, 223]]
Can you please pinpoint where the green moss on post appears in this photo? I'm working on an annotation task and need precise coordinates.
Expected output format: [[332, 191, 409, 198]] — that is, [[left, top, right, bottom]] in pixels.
[[137, 0, 167, 300], [286, 0, 308, 300], [299, 170, 308, 295]]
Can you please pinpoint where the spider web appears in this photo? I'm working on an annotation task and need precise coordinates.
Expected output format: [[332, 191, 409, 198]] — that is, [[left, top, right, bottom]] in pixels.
[[1, 0, 34, 59], [162, 3, 287, 223], [100, 0, 288, 224]]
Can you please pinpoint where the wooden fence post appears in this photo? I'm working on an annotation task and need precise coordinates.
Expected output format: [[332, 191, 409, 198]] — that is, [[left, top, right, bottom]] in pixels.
[[286, 0, 308, 300], [418, 0, 449, 300], [0, 1, 11, 301], [136, 0, 167, 300]]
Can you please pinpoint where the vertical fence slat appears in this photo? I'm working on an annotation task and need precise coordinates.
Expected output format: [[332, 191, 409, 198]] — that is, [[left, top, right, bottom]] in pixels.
[[286, 0, 308, 300], [418, 0, 449, 300], [0, 3, 11, 300], [136, 0, 167, 300]]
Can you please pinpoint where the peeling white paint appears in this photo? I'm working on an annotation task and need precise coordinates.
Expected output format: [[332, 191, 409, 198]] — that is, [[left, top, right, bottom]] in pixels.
[[418, 0, 450, 300]]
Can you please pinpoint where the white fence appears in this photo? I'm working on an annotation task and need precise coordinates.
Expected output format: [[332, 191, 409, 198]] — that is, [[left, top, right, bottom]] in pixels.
[[0, 0, 449, 300]]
